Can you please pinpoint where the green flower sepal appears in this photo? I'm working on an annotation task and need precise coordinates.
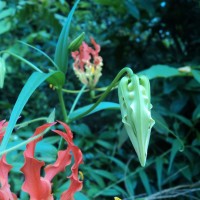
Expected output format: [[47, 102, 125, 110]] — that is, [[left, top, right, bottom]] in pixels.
[[118, 73, 155, 167]]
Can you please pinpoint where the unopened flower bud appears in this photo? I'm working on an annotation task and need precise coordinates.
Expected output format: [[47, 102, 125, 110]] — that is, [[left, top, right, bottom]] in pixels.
[[68, 32, 85, 52], [118, 74, 155, 167]]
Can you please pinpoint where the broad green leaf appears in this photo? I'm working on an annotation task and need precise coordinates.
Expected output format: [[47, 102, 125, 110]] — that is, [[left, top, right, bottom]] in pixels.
[[0, 71, 62, 154], [0, 19, 11, 34], [139, 170, 151, 195], [0, 1, 6, 10], [156, 157, 163, 190], [139, 65, 181, 80], [0, 8, 15, 20], [54, 0, 80, 73], [68, 102, 120, 119]]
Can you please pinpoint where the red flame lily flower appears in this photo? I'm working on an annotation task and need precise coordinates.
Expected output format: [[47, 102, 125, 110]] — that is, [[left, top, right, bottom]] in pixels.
[[71, 37, 103, 88], [0, 120, 83, 200]]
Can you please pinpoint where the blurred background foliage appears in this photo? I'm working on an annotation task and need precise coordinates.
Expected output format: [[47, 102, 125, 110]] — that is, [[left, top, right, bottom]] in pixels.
[[1, 0, 200, 199]]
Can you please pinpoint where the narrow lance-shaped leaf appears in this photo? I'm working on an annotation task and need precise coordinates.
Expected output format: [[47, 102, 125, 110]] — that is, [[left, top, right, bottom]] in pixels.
[[54, 0, 80, 73], [0, 71, 65, 154]]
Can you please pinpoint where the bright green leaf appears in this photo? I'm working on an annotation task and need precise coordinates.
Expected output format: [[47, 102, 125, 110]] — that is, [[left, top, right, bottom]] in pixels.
[[54, 0, 80, 73], [0, 71, 62, 154], [68, 102, 120, 119], [139, 65, 181, 80]]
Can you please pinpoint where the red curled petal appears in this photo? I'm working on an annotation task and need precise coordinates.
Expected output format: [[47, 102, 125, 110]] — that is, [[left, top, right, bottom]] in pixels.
[[52, 122, 83, 200], [20, 123, 55, 200], [44, 149, 72, 182], [0, 120, 8, 142], [0, 155, 17, 200]]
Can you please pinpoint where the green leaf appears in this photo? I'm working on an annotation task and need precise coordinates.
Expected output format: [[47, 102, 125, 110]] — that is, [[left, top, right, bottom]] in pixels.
[[0, 8, 15, 20], [139, 65, 181, 80], [74, 192, 90, 200], [54, 0, 80, 73], [68, 102, 120, 119], [171, 114, 193, 127], [192, 104, 200, 120], [1, 50, 43, 72], [152, 111, 170, 134], [0, 19, 11, 34], [192, 69, 200, 83], [156, 157, 163, 190], [125, 0, 140, 20], [0, 71, 62, 154], [125, 178, 136, 197], [139, 170, 151, 195], [47, 109, 56, 123], [18, 41, 58, 69], [93, 169, 117, 182], [168, 139, 182, 174]]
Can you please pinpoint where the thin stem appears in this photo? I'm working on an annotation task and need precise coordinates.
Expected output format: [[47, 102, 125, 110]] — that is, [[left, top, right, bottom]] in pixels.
[[0, 126, 53, 156], [57, 88, 68, 150], [62, 88, 89, 94], [69, 84, 87, 116], [57, 88, 68, 122], [68, 67, 133, 123], [15, 117, 47, 129]]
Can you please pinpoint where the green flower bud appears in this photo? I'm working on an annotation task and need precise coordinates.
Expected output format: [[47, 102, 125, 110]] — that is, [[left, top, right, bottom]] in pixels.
[[118, 74, 155, 167], [68, 32, 85, 52], [0, 57, 6, 89]]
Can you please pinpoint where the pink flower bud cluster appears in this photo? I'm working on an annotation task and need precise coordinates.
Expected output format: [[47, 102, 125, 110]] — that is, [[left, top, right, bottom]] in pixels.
[[71, 38, 103, 88]]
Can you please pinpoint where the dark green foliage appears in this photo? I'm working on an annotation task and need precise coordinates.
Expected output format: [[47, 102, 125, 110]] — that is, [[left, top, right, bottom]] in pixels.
[[1, 0, 200, 199]]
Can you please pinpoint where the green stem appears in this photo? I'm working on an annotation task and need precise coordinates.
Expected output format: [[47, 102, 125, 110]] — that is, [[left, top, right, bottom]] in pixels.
[[69, 84, 87, 116], [0, 126, 53, 156], [15, 117, 47, 129], [62, 88, 89, 94], [68, 67, 133, 123], [57, 88, 68, 122], [57, 88, 68, 150]]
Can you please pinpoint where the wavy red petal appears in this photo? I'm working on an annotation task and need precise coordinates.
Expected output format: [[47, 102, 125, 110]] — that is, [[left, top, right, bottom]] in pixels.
[[0, 155, 17, 200]]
